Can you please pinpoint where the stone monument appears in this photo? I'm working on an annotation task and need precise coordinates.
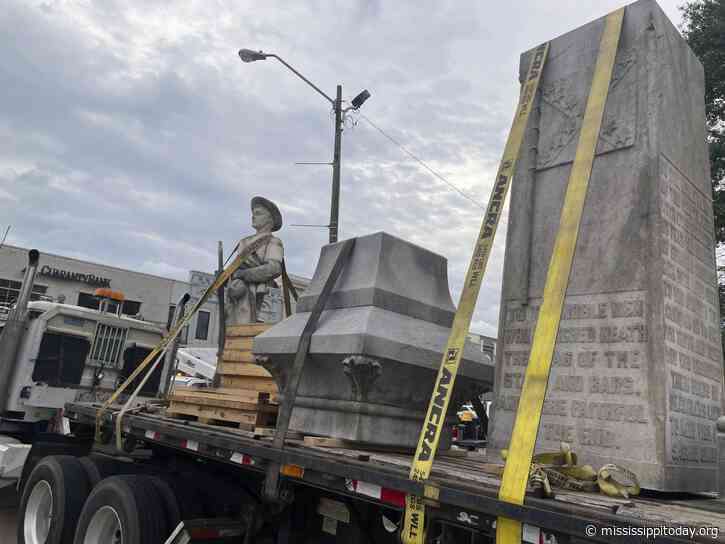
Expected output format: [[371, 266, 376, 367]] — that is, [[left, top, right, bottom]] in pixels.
[[489, 0, 724, 492], [226, 196, 284, 325], [253, 232, 494, 448]]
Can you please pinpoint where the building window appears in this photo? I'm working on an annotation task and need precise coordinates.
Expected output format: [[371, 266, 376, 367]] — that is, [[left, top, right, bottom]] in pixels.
[[30, 285, 48, 301], [77, 292, 100, 310], [122, 300, 141, 316], [0, 279, 47, 306], [195, 311, 210, 340], [78, 292, 140, 316]]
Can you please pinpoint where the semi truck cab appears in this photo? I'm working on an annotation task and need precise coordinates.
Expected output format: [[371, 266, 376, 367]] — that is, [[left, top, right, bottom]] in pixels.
[[3, 299, 166, 424]]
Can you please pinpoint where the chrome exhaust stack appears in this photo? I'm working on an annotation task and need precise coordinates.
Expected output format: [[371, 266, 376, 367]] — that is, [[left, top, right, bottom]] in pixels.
[[0, 249, 40, 410]]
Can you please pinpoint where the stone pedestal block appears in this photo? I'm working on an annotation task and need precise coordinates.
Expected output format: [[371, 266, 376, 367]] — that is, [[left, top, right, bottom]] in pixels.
[[253, 232, 493, 448], [489, 0, 724, 492]]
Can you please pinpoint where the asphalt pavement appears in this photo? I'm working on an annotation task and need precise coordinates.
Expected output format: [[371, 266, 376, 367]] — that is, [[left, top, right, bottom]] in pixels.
[[0, 485, 18, 544]]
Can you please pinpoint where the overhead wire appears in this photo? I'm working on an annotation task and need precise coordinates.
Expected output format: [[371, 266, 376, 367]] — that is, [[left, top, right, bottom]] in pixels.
[[357, 112, 486, 211]]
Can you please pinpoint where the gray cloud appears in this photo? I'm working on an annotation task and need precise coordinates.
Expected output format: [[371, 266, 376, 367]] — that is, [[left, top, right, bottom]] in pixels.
[[1, 0, 684, 337]]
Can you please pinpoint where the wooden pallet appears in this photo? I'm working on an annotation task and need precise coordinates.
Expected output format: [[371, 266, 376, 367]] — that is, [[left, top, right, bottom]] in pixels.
[[167, 388, 277, 431], [167, 324, 280, 431]]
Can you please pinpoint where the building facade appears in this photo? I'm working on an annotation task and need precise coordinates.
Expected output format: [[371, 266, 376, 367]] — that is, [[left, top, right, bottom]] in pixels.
[[0, 244, 309, 348], [467, 332, 497, 361]]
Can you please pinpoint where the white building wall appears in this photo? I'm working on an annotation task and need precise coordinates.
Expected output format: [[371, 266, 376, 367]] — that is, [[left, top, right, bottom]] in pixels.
[[0, 245, 216, 346], [0, 245, 310, 349]]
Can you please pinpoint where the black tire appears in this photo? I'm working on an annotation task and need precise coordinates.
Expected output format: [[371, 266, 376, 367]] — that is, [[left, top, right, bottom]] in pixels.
[[17, 455, 92, 544], [72, 475, 169, 544], [149, 476, 182, 535], [78, 455, 140, 487]]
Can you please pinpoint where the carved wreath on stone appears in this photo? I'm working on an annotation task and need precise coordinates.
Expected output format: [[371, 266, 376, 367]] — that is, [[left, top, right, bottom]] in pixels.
[[342, 355, 382, 402], [536, 48, 637, 170]]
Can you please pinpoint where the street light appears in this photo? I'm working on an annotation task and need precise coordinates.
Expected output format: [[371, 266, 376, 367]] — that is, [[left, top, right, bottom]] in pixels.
[[238, 48, 370, 244]]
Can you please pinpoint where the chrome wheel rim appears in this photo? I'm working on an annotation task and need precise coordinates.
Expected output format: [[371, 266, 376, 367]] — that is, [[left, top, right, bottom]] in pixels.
[[84, 505, 123, 544], [24, 480, 53, 544]]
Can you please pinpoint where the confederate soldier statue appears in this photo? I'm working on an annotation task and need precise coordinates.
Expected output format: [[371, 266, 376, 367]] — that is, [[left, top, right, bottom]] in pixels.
[[226, 196, 284, 325]]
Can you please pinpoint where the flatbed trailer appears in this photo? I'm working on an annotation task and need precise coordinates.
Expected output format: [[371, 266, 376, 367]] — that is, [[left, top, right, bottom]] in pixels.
[[59, 401, 725, 543]]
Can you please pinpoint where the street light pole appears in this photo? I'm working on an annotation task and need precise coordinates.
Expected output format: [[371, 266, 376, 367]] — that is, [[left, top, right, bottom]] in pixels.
[[238, 49, 370, 245], [330, 85, 343, 243]]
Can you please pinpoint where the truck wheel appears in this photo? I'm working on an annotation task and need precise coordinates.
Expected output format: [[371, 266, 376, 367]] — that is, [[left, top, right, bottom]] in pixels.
[[78, 455, 141, 486], [18, 455, 92, 544], [159, 475, 205, 520], [72, 475, 168, 544], [149, 476, 182, 534]]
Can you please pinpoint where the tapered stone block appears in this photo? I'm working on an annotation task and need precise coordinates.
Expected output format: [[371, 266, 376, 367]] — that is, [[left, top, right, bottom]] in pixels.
[[489, 0, 724, 492], [253, 232, 493, 448]]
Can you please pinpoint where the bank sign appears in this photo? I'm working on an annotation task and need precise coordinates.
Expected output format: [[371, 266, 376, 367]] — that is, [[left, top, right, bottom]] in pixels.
[[39, 265, 111, 287]]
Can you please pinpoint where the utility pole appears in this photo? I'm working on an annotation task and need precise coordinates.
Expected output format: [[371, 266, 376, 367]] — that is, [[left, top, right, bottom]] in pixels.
[[238, 49, 370, 245], [330, 85, 343, 244]]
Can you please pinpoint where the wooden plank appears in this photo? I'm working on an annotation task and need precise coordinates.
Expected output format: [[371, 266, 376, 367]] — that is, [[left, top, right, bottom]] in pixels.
[[169, 393, 278, 413], [225, 337, 254, 351], [217, 362, 273, 378], [222, 350, 257, 363], [212, 388, 279, 403], [220, 376, 278, 392], [196, 417, 255, 431], [253, 427, 303, 440], [169, 395, 258, 411], [226, 323, 272, 338], [166, 401, 260, 425], [168, 388, 271, 404]]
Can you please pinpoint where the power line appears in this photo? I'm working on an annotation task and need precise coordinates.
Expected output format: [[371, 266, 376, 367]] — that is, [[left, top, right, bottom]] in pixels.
[[358, 113, 486, 210], [0, 225, 10, 248]]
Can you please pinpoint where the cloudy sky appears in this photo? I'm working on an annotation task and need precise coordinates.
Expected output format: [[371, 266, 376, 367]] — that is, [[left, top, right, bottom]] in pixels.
[[1, 0, 684, 337]]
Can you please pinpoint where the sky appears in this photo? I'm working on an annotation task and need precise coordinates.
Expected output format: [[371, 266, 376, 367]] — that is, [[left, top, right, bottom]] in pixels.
[[0, 0, 685, 337]]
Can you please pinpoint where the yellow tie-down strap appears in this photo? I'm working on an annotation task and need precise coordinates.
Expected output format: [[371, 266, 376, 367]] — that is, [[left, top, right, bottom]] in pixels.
[[496, 7, 624, 544], [94, 233, 273, 441], [400, 41, 549, 544]]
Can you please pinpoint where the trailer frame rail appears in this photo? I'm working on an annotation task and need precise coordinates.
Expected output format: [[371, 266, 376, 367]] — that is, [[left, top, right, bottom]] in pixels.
[[65, 402, 718, 544]]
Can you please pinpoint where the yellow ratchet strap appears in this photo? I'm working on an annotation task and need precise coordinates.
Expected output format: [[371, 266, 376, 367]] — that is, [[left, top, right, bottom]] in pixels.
[[496, 8, 624, 544], [94, 233, 273, 441], [401, 41, 549, 544]]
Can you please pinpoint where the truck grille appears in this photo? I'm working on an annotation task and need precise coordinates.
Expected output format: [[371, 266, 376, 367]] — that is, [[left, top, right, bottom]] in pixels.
[[89, 323, 128, 367]]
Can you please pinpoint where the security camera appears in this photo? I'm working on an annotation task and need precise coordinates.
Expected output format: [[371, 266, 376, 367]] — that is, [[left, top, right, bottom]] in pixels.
[[351, 89, 371, 110]]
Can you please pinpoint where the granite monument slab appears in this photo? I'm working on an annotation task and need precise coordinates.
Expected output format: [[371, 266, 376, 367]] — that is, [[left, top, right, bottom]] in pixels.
[[489, 0, 724, 492]]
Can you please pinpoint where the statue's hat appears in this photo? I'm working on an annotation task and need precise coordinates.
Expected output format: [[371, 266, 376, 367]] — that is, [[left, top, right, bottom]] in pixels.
[[251, 196, 283, 232]]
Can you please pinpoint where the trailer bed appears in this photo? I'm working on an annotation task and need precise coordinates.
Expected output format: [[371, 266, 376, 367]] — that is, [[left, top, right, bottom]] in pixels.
[[66, 402, 725, 543]]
